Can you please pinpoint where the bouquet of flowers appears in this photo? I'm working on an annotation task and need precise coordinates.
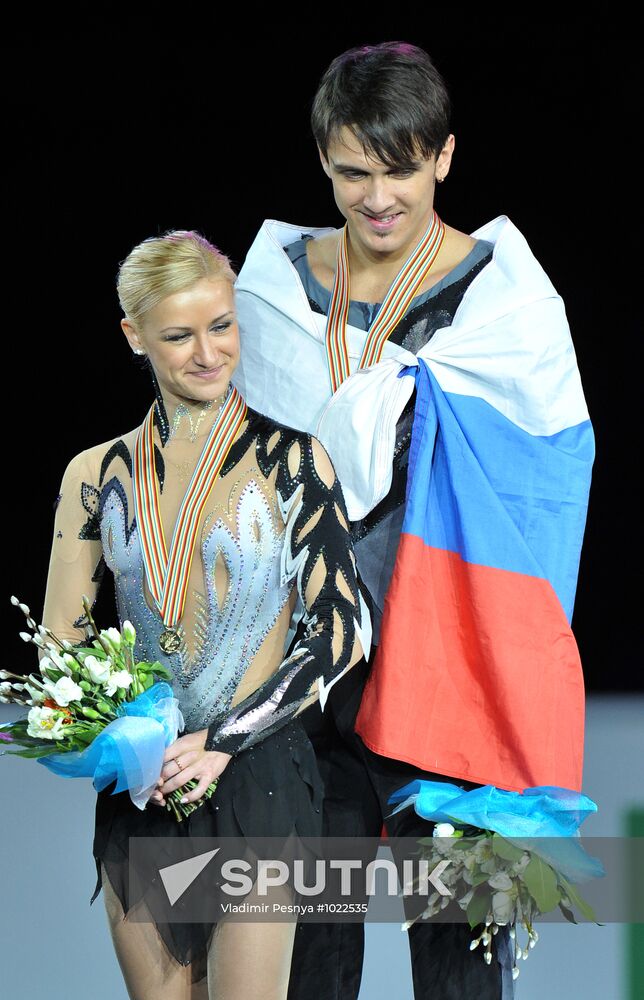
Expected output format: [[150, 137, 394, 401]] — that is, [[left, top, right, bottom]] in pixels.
[[390, 781, 603, 982], [1, 596, 216, 820]]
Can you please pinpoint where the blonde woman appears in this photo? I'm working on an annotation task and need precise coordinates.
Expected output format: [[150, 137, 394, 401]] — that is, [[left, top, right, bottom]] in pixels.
[[42, 231, 367, 1000]]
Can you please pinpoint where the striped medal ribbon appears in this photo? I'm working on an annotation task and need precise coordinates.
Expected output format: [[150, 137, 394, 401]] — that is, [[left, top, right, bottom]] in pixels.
[[133, 385, 247, 654], [325, 211, 446, 392]]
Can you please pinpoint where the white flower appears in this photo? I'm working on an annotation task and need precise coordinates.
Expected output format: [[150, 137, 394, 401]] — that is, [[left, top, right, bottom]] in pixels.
[[422, 895, 443, 918], [40, 648, 71, 676], [458, 889, 474, 908], [105, 670, 133, 697], [473, 840, 492, 862], [511, 853, 531, 876], [432, 838, 456, 856], [84, 655, 112, 686], [438, 863, 460, 886], [26, 706, 69, 740], [38, 656, 55, 678], [463, 852, 479, 872], [433, 823, 456, 838], [487, 872, 514, 891], [42, 675, 83, 707], [122, 621, 136, 645], [0, 682, 11, 695], [491, 891, 515, 926], [100, 627, 122, 651], [25, 682, 45, 704], [50, 649, 72, 675]]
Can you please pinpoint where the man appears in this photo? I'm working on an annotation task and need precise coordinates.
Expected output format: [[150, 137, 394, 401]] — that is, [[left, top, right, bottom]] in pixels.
[[233, 42, 593, 999]]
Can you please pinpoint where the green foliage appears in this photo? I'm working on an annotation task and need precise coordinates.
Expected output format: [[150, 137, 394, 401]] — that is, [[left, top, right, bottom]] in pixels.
[[470, 869, 492, 887], [73, 645, 106, 658], [466, 886, 491, 929], [520, 855, 560, 913], [449, 837, 472, 852], [70, 726, 102, 746], [492, 834, 524, 862], [3, 744, 62, 759], [558, 875, 598, 922], [559, 901, 578, 924], [150, 661, 172, 681]]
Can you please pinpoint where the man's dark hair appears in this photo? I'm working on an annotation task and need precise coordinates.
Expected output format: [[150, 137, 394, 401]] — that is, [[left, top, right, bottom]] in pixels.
[[311, 41, 451, 168]]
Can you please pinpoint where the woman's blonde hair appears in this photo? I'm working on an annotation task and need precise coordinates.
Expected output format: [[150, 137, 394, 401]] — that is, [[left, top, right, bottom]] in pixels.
[[117, 230, 237, 328]]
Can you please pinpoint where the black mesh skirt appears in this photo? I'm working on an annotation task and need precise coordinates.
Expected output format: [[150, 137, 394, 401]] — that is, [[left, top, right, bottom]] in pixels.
[[91, 719, 323, 984]]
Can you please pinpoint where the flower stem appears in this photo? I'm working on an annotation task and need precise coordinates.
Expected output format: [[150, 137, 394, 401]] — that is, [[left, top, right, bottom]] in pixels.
[[164, 780, 218, 822]]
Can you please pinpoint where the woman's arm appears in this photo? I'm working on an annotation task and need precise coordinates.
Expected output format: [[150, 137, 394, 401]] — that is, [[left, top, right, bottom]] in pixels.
[[41, 449, 104, 644], [202, 434, 367, 755]]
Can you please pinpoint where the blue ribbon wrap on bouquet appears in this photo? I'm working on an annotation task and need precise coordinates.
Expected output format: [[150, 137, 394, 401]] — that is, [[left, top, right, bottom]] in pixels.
[[389, 781, 604, 883], [38, 682, 184, 810]]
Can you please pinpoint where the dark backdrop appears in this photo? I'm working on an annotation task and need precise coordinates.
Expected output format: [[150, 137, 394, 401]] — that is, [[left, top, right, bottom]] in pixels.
[[6, 20, 638, 690]]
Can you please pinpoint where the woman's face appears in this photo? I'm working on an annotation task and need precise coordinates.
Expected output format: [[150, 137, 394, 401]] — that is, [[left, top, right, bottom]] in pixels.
[[122, 278, 240, 406]]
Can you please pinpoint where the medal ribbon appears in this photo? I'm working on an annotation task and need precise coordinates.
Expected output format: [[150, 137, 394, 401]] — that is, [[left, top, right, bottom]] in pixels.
[[325, 211, 446, 392], [133, 386, 247, 632]]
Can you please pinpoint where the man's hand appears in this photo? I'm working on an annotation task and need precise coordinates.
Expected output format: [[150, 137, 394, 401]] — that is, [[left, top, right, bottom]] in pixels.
[[148, 729, 232, 807]]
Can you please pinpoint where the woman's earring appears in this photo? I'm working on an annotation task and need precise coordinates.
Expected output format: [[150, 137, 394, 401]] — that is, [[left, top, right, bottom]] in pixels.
[[134, 349, 146, 356]]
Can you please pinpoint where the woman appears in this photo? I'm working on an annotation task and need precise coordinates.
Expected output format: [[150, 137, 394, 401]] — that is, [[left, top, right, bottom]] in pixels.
[[41, 230, 367, 1000]]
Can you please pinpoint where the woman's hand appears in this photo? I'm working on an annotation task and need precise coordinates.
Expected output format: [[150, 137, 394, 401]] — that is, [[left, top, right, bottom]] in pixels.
[[148, 729, 232, 807]]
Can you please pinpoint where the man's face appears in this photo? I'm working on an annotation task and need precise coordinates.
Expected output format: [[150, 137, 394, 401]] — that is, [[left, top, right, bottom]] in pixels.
[[320, 126, 452, 258]]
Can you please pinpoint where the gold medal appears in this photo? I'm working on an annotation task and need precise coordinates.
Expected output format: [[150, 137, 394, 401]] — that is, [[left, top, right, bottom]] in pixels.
[[159, 628, 182, 654], [325, 211, 445, 392]]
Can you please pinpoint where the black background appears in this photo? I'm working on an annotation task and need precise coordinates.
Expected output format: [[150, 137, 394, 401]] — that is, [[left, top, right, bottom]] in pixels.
[[6, 19, 639, 689]]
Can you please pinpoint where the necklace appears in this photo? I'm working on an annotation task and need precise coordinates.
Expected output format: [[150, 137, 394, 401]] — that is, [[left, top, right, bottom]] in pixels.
[[168, 394, 229, 443], [133, 385, 247, 654], [325, 211, 445, 392]]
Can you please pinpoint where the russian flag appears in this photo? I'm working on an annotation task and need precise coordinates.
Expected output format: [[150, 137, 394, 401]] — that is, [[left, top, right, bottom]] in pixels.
[[356, 359, 594, 793]]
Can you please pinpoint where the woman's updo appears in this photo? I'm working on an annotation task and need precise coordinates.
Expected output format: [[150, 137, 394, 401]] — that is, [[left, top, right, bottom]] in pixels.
[[117, 230, 237, 329]]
